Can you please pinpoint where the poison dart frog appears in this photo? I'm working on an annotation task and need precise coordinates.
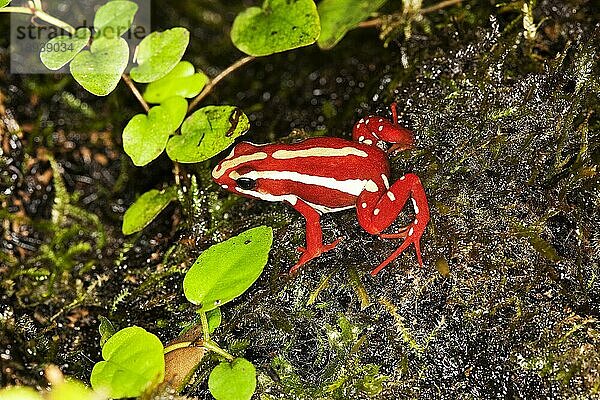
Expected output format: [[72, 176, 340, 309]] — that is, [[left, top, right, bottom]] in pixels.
[[212, 103, 430, 276]]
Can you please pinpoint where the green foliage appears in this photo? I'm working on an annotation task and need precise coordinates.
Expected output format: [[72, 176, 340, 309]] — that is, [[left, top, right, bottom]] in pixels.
[[0, 386, 42, 400], [122, 96, 187, 166], [40, 28, 91, 70], [143, 61, 208, 104], [93, 0, 138, 38], [90, 326, 165, 399], [130, 27, 190, 83], [98, 316, 117, 347], [317, 0, 387, 49], [0, 0, 10, 7], [70, 36, 129, 96], [230, 0, 321, 56], [48, 380, 96, 400], [122, 186, 178, 235], [206, 308, 222, 334], [183, 226, 273, 312], [208, 358, 257, 400], [166, 106, 250, 163]]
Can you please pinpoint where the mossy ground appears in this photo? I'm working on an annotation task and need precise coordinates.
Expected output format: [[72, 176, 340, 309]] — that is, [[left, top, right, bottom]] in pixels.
[[1, 1, 599, 399]]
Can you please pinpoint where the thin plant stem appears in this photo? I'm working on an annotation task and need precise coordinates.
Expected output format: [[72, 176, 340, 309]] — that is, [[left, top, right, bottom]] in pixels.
[[203, 340, 235, 362], [188, 56, 255, 113], [358, 0, 463, 28], [199, 310, 210, 342], [122, 74, 150, 112], [0, 6, 76, 34]]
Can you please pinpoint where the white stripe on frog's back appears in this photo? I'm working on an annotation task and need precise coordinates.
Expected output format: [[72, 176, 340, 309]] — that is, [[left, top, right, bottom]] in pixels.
[[212, 152, 268, 179], [236, 188, 299, 205], [271, 147, 368, 159], [239, 170, 379, 196]]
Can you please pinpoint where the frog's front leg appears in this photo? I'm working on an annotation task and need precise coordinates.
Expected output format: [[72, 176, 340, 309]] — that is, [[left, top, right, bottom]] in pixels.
[[289, 199, 342, 274], [356, 173, 430, 275]]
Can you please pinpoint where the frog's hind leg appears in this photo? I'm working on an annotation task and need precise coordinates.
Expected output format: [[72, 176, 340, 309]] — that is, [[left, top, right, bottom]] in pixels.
[[352, 103, 414, 152], [356, 173, 430, 275]]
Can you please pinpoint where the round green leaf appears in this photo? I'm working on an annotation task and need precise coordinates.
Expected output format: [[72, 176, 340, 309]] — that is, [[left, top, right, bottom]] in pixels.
[[183, 226, 273, 312], [143, 61, 208, 104], [166, 105, 250, 163], [123, 96, 187, 166], [40, 28, 91, 70], [208, 358, 256, 400], [122, 186, 177, 235], [90, 326, 165, 399], [1, 0, 11, 7], [231, 0, 320, 57], [0, 386, 42, 400], [94, 0, 138, 38], [317, 0, 388, 49], [70, 36, 129, 96], [130, 27, 190, 83]]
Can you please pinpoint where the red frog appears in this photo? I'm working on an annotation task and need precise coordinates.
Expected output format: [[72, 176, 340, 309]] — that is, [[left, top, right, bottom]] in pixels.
[[212, 103, 430, 275]]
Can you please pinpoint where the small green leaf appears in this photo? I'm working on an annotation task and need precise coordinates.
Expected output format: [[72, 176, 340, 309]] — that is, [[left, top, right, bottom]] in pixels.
[[123, 96, 187, 166], [143, 61, 208, 104], [231, 0, 320, 57], [40, 28, 91, 70], [48, 380, 94, 400], [205, 308, 222, 334], [98, 315, 117, 347], [91, 326, 165, 399], [0, 386, 42, 400], [94, 0, 138, 38], [130, 27, 190, 83], [70, 36, 129, 96], [208, 358, 256, 400], [0, 0, 11, 7], [166, 105, 249, 163], [317, 0, 388, 49], [122, 187, 177, 235], [183, 226, 272, 312]]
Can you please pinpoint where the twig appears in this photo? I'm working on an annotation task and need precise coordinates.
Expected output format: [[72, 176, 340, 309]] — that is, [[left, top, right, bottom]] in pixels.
[[358, 0, 463, 28], [122, 74, 150, 112], [188, 56, 255, 113], [0, 5, 76, 34]]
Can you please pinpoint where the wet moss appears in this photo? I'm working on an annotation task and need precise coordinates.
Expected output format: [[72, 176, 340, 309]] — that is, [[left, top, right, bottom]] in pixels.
[[1, 0, 599, 398]]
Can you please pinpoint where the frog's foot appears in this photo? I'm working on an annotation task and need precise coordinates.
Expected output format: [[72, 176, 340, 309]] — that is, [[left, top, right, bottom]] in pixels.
[[290, 238, 342, 274], [371, 228, 424, 276]]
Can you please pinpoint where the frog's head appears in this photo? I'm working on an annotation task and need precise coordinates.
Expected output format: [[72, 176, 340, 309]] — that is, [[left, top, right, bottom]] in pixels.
[[212, 142, 267, 196]]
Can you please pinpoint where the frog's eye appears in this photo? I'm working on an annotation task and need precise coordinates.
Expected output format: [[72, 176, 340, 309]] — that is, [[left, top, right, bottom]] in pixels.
[[236, 177, 257, 190]]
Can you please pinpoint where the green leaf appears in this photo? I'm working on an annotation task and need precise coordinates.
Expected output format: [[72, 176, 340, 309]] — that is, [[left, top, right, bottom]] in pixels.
[[40, 28, 91, 70], [130, 27, 190, 83], [123, 96, 187, 166], [90, 326, 165, 399], [205, 308, 222, 334], [98, 315, 117, 347], [122, 186, 177, 235], [231, 0, 320, 57], [0, 0, 11, 7], [0, 386, 42, 400], [184, 226, 272, 311], [70, 36, 129, 96], [94, 0, 138, 38], [48, 380, 94, 400], [166, 106, 249, 163], [143, 61, 208, 104], [317, 0, 388, 49], [208, 358, 256, 400]]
